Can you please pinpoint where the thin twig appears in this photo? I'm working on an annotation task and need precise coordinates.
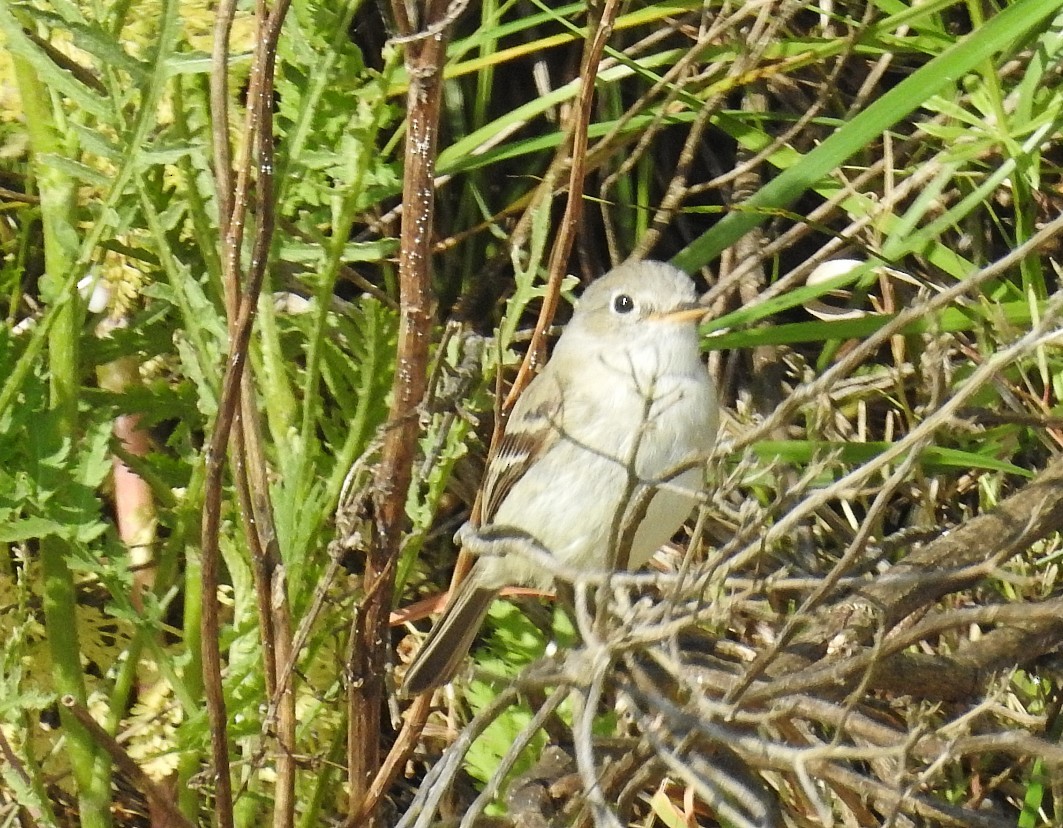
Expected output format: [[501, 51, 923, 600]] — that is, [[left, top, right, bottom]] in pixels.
[[504, 0, 622, 409]]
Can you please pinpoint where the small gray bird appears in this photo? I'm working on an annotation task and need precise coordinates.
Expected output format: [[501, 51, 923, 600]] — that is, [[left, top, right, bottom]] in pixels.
[[402, 260, 719, 694]]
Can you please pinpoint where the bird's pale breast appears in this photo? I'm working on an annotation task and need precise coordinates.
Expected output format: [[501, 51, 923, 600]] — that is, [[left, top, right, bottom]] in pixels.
[[480, 357, 715, 591]]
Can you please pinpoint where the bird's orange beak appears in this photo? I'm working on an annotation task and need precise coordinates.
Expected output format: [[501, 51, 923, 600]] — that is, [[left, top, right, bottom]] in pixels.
[[653, 305, 708, 324]]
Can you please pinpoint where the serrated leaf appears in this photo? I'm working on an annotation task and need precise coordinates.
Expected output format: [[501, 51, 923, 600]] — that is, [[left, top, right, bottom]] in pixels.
[[164, 50, 250, 76], [32, 12, 148, 81], [137, 144, 198, 166], [0, 687, 54, 717], [38, 0, 88, 25], [175, 334, 218, 418], [0, 515, 66, 542], [0, 2, 111, 119], [70, 122, 122, 160], [74, 417, 113, 490], [38, 153, 111, 187]]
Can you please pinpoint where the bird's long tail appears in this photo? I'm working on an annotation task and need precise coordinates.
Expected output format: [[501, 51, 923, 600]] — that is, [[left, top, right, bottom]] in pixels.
[[401, 575, 498, 695]]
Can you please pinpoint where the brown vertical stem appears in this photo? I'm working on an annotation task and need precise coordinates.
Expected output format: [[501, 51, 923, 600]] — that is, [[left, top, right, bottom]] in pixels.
[[347, 1, 453, 821], [204, 0, 293, 825], [199, 344, 243, 828], [241, 4, 298, 824], [203, 6, 241, 824]]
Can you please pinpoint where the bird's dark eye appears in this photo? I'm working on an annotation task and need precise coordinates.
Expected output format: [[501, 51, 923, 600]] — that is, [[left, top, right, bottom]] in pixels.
[[613, 293, 635, 314]]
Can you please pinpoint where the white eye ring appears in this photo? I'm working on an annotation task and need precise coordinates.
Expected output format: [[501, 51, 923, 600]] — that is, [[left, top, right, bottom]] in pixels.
[[612, 293, 635, 314]]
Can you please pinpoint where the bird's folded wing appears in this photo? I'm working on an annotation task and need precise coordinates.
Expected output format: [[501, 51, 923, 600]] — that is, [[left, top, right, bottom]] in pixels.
[[480, 377, 563, 524]]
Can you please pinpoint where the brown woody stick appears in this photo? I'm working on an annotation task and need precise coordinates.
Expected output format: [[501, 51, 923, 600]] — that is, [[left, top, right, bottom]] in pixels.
[[347, 3, 455, 824]]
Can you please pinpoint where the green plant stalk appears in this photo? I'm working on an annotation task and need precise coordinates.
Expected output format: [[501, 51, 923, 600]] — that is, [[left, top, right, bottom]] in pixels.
[[298, 49, 400, 506], [252, 291, 297, 470], [297, 725, 346, 828], [10, 49, 114, 827], [104, 635, 143, 738], [0, 0, 180, 424], [636, 145, 651, 243], [177, 545, 204, 820], [37, 533, 111, 823], [322, 301, 388, 507], [273, 0, 368, 191], [260, 0, 374, 473], [598, 82, 634, 249], [4, 213, 32, 321], [136, 180, 221, 399], [1012, 157, 1045, 298], [172, 75, 226, 300]]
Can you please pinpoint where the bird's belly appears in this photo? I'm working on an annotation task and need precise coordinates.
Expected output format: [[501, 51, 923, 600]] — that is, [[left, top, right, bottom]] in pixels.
[[480, 437, 705, 591]]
